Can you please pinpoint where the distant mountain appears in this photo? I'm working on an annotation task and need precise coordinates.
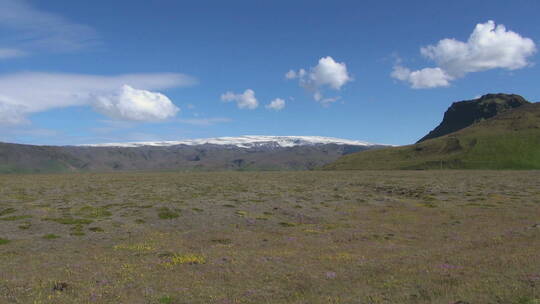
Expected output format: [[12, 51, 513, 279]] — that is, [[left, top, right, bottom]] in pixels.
[[325, 99, 540, 170], [418, 93, 530, 143], [82, 135, 375, 149], [0, 136, 385, 173]]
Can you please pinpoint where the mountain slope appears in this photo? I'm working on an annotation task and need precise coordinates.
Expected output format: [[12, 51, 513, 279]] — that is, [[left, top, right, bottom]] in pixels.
[[418, 93, 529, 143], [0, 143, 82, 173], [0, 136, 384, 173], [325, 102, 540, 170]]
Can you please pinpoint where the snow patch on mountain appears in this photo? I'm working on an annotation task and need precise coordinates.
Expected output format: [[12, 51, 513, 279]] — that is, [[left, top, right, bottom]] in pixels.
[[82, 135, 380, 149]]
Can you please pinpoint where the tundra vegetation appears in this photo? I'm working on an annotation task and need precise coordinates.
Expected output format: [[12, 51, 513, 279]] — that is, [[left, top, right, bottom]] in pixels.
[[0, 171, 539, 303]]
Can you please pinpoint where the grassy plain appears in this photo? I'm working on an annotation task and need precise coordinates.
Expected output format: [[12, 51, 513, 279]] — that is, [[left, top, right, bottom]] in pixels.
[[0, 171, 539, 303]]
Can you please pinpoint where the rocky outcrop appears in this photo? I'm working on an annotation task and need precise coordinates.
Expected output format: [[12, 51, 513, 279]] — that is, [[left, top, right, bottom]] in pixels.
[[417, 93, 529, 143]]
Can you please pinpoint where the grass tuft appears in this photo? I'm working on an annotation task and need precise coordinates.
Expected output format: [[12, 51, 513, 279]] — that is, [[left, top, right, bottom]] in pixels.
[[0, 215, 32, 221], [279, 222, 297, 227], [43, 217, 93, 225], [0, 208, 16, 216], [158, 296, 174, 304], [43, 234, 60, 239], [166, 253, 206, 266], [157, 207, 180, 219]]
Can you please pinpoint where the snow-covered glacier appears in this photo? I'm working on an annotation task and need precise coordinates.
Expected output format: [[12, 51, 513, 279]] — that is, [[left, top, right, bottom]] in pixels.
[[82, 135, 379, 149]]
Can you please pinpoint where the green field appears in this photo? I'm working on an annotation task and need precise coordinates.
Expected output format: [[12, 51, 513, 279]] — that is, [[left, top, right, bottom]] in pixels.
[[1, 171, 539, 303]]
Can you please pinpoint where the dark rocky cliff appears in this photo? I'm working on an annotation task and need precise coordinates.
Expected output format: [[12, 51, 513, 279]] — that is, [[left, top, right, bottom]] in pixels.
[[417, 93, 530, 143]]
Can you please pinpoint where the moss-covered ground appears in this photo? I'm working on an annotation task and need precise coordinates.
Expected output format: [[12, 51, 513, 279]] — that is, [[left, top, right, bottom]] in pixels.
[[0, 171, 539, 303]]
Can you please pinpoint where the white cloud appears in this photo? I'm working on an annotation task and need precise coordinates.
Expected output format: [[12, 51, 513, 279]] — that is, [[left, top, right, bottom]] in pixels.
[[0, 0, 100, 56], [93, 85, 179, 122], [0, 102, 28, 125], [286, 56, 351, 103], [391, 66, 452, 89], [310, 56, 352, 90], [319, 96, 341, 105], [0, 72, 196, 124], [422, 21, 536, 76], [393, 21, 537, 88], [266, 98, 285, 111], [285, 70, 297, 79], [220, 89, 258, 109]]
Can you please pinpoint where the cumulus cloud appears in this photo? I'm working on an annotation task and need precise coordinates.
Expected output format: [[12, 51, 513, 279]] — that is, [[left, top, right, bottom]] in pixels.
[[422, 21, 536, 76], [0, 72, 196, 124], [391, 66, 452, 89], [286, 56, 352, 102], [0, 0, 100, 56], [393, 21, 537, 88], [220, 89, 258, 109], [93, 85, 179, 122], [265, 98, 285, 111], [310, 56, 352, 90]]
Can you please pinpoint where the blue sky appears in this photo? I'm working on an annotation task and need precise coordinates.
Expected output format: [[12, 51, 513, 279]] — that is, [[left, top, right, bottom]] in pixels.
[[0, 0, 538, 146]]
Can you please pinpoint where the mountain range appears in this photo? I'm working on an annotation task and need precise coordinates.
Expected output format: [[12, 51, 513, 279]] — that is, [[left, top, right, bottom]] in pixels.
[[2, 93, 538, 173], [0, 136, 384, 173]]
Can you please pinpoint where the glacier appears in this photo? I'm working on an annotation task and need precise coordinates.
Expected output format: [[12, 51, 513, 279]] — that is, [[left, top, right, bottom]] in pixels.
[[81, 135, 379, 149]]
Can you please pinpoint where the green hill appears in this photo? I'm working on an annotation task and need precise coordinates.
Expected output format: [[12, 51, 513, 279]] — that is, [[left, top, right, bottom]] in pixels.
[[325, 102, 540, 170], [417, 93, 529, 143]]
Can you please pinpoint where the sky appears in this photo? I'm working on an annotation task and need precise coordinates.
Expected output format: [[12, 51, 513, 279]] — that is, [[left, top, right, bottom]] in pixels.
[[0, 0, 539, 146]]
